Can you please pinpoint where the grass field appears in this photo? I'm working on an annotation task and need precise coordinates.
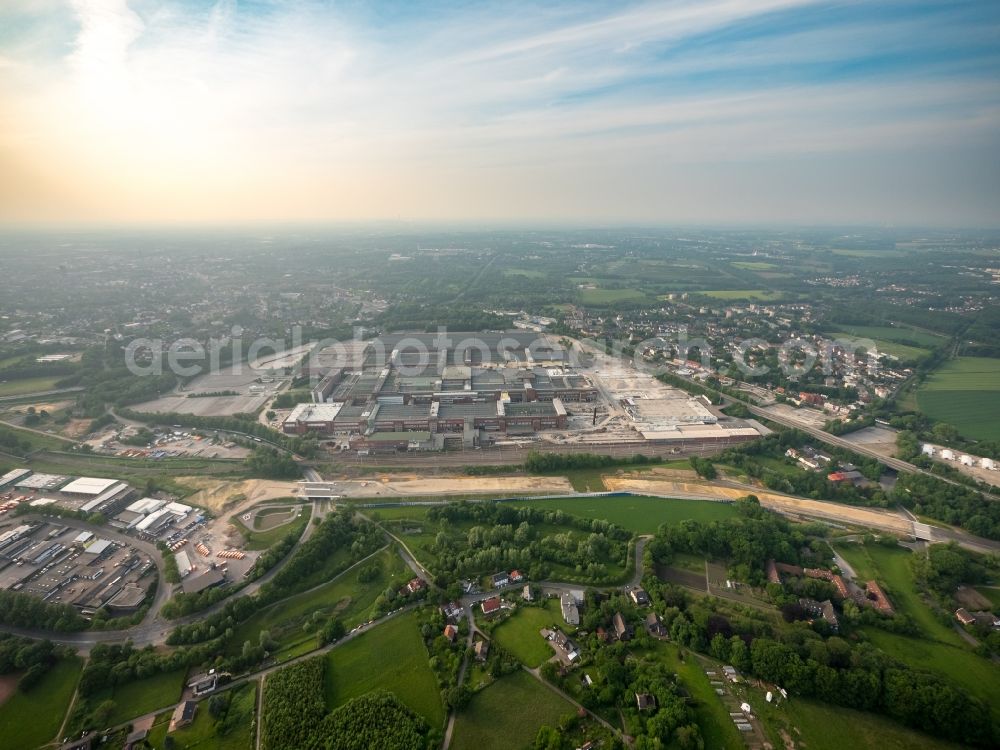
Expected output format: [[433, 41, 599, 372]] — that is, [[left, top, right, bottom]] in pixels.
[[916, 357, 1000, 441], [829, 332, 929, 361], [236, 509, 307, 550], [502, 268, 547, 279], [732, 261, 778, 270], [836, 543, 1000, 710], [227, 546, 405, 660], [758, 697, 961, 750], [0, 657, 82, 750], [829, 324, 944, 347], [503, 495, 738, 534], [579, 287, 647, 305], [564, 468, 607, 492], [96, 669, 187, 727], [649, 644, 743, 750], [324, 612, 445, 727], [974, 586, 1000, 608], [836, 544, 962, 646], [451, 670, 576, 750], [0, 375, 64, 397], [491, 599, 566, 668]]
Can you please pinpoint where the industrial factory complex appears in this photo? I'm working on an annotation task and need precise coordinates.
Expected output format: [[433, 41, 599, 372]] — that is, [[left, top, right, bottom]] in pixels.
[[282, 331, 765, 452]]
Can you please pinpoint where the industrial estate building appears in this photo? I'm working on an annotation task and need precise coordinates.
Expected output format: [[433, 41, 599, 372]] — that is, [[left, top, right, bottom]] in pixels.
[[283, 331, 763, 452], [285, 332, 582, 449]]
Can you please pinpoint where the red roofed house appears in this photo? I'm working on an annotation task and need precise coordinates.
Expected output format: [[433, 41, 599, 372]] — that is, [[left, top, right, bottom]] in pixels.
[[443, 624, 458, 643], [481, 596, 501, 615], [509, 570, 524, 583], [955, 608, 976, 626], [865, 581, 894, 615], [405, 577, 427, 594]]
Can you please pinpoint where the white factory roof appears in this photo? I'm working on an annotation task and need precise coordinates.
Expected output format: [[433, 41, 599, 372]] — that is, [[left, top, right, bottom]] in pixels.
[[61, 476, 120, 495], [29, 497, 58, 507], [136, 508, 171, 531], [286, 402, 343, 423], [0, 468, 31, 487], [165, 501, 193, 516], [16, 473, 68, 490], [74, 531, 94, 544], [127, 497, 165, 514], [84, 539, 113, 555], [175, 550, 192, 577]]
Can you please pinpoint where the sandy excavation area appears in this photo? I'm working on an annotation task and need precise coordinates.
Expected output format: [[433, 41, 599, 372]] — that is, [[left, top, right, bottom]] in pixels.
[[331, 474, 573, 497], [176, 477, 302, 512], [603, 476, 913, 535]]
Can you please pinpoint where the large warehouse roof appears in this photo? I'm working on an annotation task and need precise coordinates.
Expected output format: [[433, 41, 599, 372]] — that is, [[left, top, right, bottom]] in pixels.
[[61, 476, 120, 496]]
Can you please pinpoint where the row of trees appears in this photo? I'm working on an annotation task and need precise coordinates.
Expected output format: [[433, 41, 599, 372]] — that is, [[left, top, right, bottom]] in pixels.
[[524, 450, 654, 473], [0, 589, 88, 631]]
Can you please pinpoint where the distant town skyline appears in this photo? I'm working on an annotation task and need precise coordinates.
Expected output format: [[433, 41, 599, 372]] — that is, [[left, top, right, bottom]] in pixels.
[[1, 1, 998, 227]]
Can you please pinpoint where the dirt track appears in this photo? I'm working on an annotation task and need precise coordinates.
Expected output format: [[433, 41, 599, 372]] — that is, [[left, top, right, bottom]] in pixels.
[[603, 477, 914, 534]]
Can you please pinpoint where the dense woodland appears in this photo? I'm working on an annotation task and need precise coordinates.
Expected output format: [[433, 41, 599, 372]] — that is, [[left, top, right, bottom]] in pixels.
[[425, 501, 631, 584], [260, 657, 434, 750]]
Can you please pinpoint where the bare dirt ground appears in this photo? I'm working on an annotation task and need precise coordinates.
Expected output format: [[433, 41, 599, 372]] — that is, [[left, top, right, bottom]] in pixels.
[[0, 672, 19, 706], [612, 466, 698, 481], [955, 585, 992, 610], [329, 474, 574, 497], [602, 476, 913, 534], [839, 425, 899, 454], [175, 477, 301, 512]]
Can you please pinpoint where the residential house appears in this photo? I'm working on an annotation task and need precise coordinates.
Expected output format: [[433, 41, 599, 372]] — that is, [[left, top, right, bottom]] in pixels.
[[443, 624, 458, 643], [955, 608, 976, 626], [474, 639, 490, 662], [441, 601, 463, 622], [480, 596, 501, 616], [509, 570, 524, 584], [404, 577, 427, 595], [491, 571, 510, 589], [629, 587, 650, 606], [645, 612, 667, 638], [636, 693, 657, 711], [561, 592, 580, 626], [169, 700, 197, 732], [612, 612, 633, 642]]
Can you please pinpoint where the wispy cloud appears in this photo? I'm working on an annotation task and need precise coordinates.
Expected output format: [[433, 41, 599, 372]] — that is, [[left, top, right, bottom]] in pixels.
[[0, 0, 997, 225]]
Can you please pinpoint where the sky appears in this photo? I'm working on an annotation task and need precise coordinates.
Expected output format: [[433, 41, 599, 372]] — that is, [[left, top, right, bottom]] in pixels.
[[1, 0, 998, 227]]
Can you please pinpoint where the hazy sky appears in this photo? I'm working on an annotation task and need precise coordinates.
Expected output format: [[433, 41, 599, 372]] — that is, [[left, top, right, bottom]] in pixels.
[[1, 1, 998, 227]]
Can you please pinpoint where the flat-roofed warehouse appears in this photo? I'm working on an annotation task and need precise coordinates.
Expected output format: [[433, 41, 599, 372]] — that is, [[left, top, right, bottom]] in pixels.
[[282, 402, 344, 434], [15, 473, 69, 491]]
